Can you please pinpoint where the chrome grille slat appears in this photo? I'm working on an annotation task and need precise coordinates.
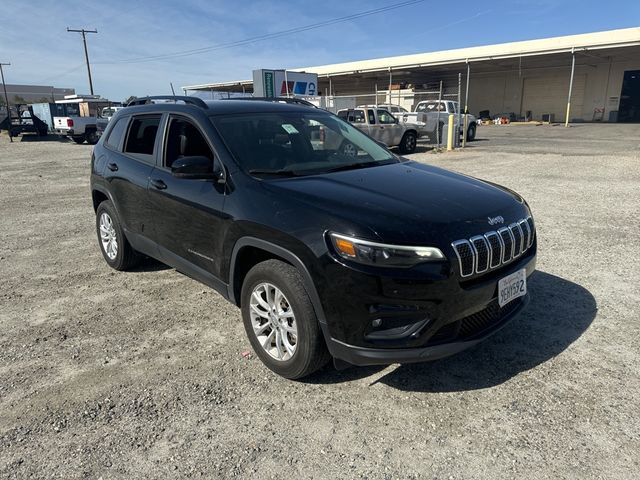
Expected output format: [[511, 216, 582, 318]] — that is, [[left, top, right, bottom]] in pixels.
[[451, 216, 535, 278], [509, 223, 523, 258], [519, 219, 531, 249], [484, 232, 502, 269], [452, 239, 474, 277], [498, 227, 514, 262], [470, 235, 489, 273], [526, 216, 535, 247]]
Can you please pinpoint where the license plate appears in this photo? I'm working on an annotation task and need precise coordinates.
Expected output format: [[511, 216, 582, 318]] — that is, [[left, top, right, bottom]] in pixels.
[[498, 269, 527, 308]]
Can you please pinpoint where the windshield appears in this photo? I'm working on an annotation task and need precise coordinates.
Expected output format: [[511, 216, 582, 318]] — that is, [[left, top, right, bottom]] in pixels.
[[211, 111, 397, 177]]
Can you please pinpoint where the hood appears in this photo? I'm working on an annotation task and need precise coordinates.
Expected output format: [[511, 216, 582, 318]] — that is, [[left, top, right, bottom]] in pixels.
[[263, 161, 529, 245]]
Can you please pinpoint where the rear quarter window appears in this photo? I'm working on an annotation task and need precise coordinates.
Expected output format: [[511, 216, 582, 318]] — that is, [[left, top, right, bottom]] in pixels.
[[104, 117, 128, 150]]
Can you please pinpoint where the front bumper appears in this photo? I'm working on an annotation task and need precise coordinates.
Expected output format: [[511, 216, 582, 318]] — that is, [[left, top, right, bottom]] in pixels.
[[317, 241, 536, 366], [326, 294, 529, 366]]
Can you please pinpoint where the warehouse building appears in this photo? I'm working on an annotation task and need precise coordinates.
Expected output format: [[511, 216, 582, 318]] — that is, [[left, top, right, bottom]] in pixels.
[[0, 84, 75, 104], [184, 27, 640, 123]]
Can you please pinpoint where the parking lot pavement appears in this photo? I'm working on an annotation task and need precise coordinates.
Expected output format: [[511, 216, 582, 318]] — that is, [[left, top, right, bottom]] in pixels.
[[1, 125, 639, 479]]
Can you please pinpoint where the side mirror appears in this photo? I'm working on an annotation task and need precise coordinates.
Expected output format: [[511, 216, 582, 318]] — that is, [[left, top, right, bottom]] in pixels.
[[171, 156, 215, 180]]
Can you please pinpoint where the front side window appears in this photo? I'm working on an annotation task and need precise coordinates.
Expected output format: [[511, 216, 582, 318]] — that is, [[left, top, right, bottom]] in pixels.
[[164, 117, 214, 169], [377, 110, 396, 124], [124, 115, 161, 156], [211, 111, 398, 177]]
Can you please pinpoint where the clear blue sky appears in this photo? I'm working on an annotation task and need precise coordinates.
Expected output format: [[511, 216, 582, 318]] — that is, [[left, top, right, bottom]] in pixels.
[[1, 0, 638, 101]]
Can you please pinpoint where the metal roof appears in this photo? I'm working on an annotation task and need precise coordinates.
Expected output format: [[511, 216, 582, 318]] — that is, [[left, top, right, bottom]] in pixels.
[[183, 27, 640, 91]]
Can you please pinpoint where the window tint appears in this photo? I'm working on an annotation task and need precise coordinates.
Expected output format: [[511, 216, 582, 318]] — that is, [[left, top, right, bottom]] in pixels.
[[105, 117, 128, 150], [164, 117, 214, 169], [377, 110, 396, 124], [124, 116, 161, 155], [367, 109, 376, 124], [337, 110, 366, 123], [416, 102, 446, 113], [212, 112, 396, 176]]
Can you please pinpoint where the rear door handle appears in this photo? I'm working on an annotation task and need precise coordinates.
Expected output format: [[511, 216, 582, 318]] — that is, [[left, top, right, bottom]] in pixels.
[[107, 162, 118, 171], [150, 179, 167, 190]]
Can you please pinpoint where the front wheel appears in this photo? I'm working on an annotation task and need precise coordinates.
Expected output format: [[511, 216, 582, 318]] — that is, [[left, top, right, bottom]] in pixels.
[[241, 260, 330, 379], [467, 123, 477, 142], [399, 131, 417, 154]]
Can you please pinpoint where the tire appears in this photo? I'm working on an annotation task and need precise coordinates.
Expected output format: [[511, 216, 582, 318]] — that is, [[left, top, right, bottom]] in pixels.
[[86, 129, 99, 145], [95, 200, 141, 271], [467, 123, 477, 142], [399, 131, 417, 154], [340, 140, 357, 157], [241, 259, 330, 379], [72, 135, 85, 144]]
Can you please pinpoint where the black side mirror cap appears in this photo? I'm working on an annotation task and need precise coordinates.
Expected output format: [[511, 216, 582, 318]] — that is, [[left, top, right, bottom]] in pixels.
[[171, 156, 217, 180]]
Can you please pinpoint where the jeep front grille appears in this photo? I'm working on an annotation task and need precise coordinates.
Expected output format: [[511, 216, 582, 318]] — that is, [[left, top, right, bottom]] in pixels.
[[452, 216, 535, 278]]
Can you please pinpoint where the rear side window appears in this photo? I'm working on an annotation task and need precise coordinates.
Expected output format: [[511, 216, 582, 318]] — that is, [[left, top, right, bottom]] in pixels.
[[124, 116, 161, 156], [104, 117, 128, 150]]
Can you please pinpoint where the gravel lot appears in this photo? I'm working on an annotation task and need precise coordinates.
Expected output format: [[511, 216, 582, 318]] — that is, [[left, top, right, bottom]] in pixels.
[[1, 123, 639, 479]]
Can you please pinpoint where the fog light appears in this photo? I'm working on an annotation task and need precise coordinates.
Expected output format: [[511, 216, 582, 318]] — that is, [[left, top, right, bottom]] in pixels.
[[371, 318, 382, 328]]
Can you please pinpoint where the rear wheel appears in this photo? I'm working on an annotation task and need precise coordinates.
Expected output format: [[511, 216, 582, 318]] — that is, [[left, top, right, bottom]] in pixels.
[[95, 200, 141, 271], [399, 131, 417, 154], [72, 135, 85, 144], [241, 259, 330, 379], [86, 129, 99, 145]]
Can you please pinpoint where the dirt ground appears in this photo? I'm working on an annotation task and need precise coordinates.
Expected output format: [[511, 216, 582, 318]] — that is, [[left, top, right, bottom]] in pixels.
[[1, 123, 639, 479]]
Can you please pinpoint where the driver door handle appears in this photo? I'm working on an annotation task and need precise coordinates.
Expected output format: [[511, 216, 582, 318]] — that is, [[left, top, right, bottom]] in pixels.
[[107, 162, 118, 171], [150, 179, 167, 190]]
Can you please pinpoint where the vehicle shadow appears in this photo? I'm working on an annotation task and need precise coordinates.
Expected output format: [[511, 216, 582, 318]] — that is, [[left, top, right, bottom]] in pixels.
[[306, 271, 597, 391], [129, 258, 172, 273], [18, 134, 72, 143]]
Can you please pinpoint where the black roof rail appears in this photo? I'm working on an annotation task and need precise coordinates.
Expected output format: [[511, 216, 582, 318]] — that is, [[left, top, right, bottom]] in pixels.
[[126, 95, 208, 109], [223, 97, 318, 108]]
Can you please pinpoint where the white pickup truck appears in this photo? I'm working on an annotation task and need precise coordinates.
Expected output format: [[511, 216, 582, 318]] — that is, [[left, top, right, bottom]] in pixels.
[[52, 96, 112, 145], [410, 100, 477, 142]]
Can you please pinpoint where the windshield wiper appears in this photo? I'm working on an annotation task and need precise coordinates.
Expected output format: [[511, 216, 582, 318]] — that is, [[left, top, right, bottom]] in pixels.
[[323, 160, 391, 174], [248, 168, 302, 177]]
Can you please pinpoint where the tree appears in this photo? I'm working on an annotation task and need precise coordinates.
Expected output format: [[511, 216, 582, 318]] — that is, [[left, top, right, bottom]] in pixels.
[[13, 95, 27, 105]]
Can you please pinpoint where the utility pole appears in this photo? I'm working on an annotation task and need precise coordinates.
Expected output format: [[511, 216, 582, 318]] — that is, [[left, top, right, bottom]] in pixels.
[[67, 27, 98, 95], [0, 62, 13, 143]]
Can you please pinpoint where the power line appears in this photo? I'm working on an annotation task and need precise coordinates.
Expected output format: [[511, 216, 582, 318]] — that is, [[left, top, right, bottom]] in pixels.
[[95, 0, 425, 65], [67, 27, 98, 94]]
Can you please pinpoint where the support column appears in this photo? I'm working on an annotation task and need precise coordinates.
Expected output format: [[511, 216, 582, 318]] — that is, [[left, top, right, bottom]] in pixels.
[[565, 48, 576, 127]]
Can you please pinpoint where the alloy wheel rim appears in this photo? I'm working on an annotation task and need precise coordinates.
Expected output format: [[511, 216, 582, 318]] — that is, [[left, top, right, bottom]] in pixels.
[[406, 135, 415, 150], [249, 282, 298, 361], [99, 212, 118, 260], [343, 143, 357, 156]]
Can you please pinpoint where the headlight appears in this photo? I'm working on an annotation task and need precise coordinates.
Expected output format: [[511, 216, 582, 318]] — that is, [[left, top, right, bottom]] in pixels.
[[328, 232, 445, 267]]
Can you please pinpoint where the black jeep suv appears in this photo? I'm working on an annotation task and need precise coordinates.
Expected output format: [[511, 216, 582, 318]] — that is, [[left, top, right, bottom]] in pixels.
[[91, 96, 536, 379]]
